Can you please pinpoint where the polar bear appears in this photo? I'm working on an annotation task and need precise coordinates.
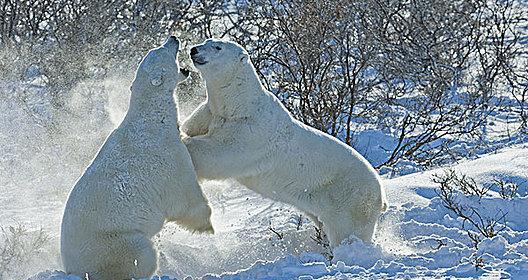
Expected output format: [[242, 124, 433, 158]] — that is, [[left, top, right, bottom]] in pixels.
[[61, 36, 214, 280], [181, 39, 387, 249]]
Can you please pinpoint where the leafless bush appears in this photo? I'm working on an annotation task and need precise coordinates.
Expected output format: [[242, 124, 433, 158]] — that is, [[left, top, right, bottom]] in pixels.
[[471, 254, 486, 271], [494, 179, 520, 199], [225, 0, 384, 141], [433, 170, 507, 248], [310, 226, 330, 248], [295, 214, 303, 231], [1, 0, 526, 170], [225, 0, 526, 169], [0, 225, 49, 279], [364, 0, 525, 168], [434, 169, 491, 198], [268, 223, 284, 240], [0, 0, 223, 99]]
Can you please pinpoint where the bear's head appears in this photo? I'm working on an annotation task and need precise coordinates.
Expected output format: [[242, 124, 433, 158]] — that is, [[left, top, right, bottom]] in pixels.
[[189, 39, 250, 85], [133, 36, 189, 92]]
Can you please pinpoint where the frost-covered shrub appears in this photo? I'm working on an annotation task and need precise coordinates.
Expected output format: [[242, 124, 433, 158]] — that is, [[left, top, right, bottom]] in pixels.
[[0, 225, 50, 279], [226, 0, 527, 170], [432, 170, 523, 248], [1, 0, 526, 171], [494, 179, 521, 199]]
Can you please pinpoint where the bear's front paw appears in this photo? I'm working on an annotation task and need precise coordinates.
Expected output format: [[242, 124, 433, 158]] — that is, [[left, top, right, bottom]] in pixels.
[[190, 204, 214, 234], [181, 135, 192, 145], [175, 204, 215, 234]]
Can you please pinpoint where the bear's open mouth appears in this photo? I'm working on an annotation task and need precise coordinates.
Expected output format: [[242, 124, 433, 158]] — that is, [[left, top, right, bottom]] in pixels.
[[193, 60, 207, 65], [192, 57, 207, 65]]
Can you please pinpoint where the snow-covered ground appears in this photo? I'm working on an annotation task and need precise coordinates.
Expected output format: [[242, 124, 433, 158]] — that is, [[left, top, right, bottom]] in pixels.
[[9, 139, 528, 279], [1, 72, 528, 279], [23, 145, 528, 280]]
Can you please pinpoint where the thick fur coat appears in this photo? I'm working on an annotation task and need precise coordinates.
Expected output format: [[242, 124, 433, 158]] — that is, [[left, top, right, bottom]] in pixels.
[[61, 37, 213, 280], [182, 39, 387, 249]]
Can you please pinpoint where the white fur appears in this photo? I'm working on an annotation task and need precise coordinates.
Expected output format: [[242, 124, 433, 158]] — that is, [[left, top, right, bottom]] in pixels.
[[61, 37, 213, 280], [182, 39, 387, 249]]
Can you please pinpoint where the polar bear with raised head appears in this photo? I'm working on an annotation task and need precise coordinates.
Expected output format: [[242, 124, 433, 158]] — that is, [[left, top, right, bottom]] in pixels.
[[181, 39, 387, 249], [61, 36, 214, 280]]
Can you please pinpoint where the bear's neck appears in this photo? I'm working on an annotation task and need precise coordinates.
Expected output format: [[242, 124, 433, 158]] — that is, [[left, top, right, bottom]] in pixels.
[[126, 83, 179, 128], [205, 63, 264, 119]]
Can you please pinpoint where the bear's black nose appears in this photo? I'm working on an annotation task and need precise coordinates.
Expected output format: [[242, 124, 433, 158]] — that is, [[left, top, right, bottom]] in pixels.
[[190, 47, 198, 56]]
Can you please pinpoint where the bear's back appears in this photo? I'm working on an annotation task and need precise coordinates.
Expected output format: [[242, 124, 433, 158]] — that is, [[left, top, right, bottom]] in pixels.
[[253, 88, 381, 190], [61, 123, 175, 234]]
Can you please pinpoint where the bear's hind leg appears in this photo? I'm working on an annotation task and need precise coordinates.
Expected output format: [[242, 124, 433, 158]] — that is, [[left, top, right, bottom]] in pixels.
[[175, 201, 214, 234], [320, 210, 379, 249], [95, 233, 158, 280]]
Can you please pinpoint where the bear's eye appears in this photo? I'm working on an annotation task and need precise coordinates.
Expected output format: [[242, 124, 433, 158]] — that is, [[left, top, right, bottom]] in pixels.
[[215, 46, 222, 50]]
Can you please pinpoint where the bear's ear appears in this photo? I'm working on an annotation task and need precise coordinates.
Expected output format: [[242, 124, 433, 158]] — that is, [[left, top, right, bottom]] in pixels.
[[239, 52, 249, 64], [149, 68, 166, 87]]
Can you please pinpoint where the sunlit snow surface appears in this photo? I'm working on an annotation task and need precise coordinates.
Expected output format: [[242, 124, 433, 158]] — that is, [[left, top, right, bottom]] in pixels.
[[15, 140, 528, 279], [2, 72, 528, 279]]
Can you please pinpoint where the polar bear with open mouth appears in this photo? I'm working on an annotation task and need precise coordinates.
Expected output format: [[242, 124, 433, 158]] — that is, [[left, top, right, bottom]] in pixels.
[[181, 38, 387, 249]]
